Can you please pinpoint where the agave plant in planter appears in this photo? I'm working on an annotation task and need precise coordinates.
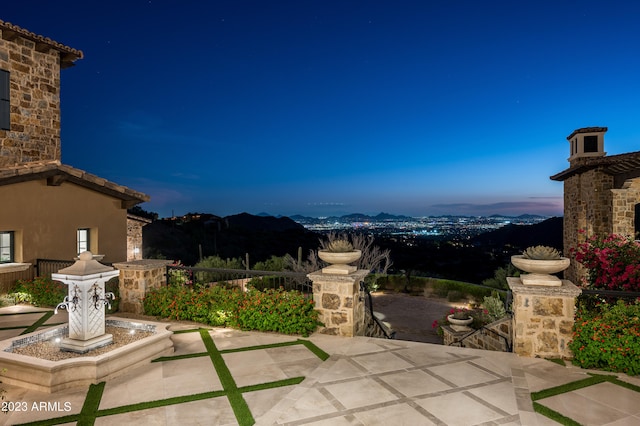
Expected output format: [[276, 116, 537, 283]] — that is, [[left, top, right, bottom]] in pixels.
[[318, 239, 362, 275], [511, 245, 570, 286]]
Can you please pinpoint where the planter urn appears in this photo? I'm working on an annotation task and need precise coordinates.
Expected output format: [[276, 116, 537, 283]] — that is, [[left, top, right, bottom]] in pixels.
[[511, 255, 570, 286], [318, 249, 362, 274]]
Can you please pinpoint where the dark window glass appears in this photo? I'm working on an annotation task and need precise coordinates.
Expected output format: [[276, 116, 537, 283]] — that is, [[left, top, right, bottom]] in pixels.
[[77, 229, 90, 254], [584, 135, 598, 153]]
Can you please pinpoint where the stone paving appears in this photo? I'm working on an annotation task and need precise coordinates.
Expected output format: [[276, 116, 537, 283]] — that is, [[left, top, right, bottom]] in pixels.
[[1, 305, 639, 425]]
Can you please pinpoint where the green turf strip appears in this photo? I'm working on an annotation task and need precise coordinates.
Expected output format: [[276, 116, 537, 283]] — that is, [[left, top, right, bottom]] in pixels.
[[530, 374, 609, 401], [14, 327, 325, 425], [152, 351, 209, 362], [199, 329, 255, 426], [532, 373, 640, 426], [20, 311, 54, 335], [532, 402, 583, 426]]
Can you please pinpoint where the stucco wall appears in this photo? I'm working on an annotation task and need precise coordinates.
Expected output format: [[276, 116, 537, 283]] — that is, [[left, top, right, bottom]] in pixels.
[[0, 30, 62, 167], [0, 179, 128, 264]]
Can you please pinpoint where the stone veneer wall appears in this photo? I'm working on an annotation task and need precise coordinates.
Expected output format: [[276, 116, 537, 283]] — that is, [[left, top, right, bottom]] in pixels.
[[307, 269, 368, 337], [442, 316, 512, 352], [611, 178, 640, 235], [126, 215, 151, 261], [508, 277, 581, 359], [0, 30, 62, 167], [113, 260, 172, 314], [563, 168, 614, 284]]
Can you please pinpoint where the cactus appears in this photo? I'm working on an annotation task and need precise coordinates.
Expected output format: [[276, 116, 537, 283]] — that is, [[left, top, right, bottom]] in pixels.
[[325, 239, 355, 253], [522, 245, 562, 260]]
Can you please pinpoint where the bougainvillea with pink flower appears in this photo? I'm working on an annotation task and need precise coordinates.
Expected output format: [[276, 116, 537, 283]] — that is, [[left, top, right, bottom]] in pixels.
[[571, 231, 640, 292]]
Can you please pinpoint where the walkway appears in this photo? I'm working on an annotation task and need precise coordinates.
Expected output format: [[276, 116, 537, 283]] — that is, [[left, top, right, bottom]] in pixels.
[[1, 305, 639, 425]]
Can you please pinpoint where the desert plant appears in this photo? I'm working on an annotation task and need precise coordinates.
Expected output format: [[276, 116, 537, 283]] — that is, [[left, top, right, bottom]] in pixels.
[[482, 291, 507, 322], [323, 239, 355, 253], [522, 245, 562, 260]]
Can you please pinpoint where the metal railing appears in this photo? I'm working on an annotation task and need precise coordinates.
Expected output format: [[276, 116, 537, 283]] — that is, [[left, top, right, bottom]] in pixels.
[[360, 281, 396, 339], [35, 259, 74, 278], [165, 265, 313, 294], [448, 317, 513, 352]]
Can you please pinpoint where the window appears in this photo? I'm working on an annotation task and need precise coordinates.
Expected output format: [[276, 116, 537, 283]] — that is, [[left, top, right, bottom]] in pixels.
[[77, 228, 90, 254], [0, 231, 14, 263], [0, 69, 9, 130], [584, 135, 598, 153]]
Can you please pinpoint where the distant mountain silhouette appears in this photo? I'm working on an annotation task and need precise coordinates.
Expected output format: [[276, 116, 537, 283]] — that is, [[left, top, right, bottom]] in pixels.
[[471, 216, 563, 252], [143, 213, 318, 266], [143, 212, 563, 283]]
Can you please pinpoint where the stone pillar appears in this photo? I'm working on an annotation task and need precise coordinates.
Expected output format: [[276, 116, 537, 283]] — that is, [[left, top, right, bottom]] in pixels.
[[113, 259, 173, 314], [308, 269, 368, 337], [508, 277, 581, 359]]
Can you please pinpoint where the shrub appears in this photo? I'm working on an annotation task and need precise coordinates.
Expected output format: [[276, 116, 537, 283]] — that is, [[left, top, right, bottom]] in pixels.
[[10, 277, 66, 307], [237, 288, 322, 337], [143, 284, 321, 336], [569, 300, 640, 375], [167, 261, 193, 286], [483, 292, 507, 322], [572, 232, 640, 291], [252, 255, 287, 271]]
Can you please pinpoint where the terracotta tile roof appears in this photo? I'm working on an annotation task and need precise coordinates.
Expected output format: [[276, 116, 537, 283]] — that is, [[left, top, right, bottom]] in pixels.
[[550, 150, 640, 184], [0, 20, 83, 68], [0, 160, 150, 207]]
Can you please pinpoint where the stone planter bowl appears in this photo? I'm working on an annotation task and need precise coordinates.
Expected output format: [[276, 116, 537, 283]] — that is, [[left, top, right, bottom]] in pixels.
[[511, 255, 570, 274], [318, 249, 362, 265], [318, 249, 362, 275], [447, 314, 473, 332]]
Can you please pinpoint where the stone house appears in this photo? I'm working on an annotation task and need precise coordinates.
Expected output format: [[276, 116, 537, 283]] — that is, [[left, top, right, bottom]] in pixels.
[[551, 127, 640, 284], [0, 20, 149, 290]]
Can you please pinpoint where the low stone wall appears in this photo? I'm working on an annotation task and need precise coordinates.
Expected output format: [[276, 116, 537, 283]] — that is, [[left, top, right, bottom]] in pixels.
[[442, 316, 512, 352], [113, 260, 173, 314]]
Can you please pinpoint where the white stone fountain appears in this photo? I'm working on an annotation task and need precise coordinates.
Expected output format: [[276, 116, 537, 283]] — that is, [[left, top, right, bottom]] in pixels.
[[51, 251, 120, 353]]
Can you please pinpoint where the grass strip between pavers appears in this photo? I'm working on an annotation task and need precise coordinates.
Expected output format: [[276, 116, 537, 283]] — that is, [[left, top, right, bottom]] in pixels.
[[219, 338, 329, 361], [20, 311, 54, 335], [199, 329, 255, 426], [13, 327, 324, 426], [152, 351, 209, 362], [530, 374, 610, 401], [0, 311, 50, 316], [532, 402, 583, 426], [14, 382, 105, 426], [531, 373, 640, 426]]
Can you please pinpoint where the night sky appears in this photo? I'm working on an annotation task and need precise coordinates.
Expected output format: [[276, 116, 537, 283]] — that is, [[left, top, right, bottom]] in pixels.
[[4, 1, 640, 218]]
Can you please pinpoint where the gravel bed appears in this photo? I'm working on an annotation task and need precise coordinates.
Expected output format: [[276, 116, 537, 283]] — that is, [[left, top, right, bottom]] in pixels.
[[11, 326, 153, 361]]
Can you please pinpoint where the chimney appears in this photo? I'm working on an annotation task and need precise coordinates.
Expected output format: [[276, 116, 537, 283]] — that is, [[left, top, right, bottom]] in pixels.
[[567, 127, 607, 164]]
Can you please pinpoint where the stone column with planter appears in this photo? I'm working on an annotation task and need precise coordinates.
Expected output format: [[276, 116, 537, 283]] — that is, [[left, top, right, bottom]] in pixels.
[[509, 246, 582, 359], [112, 259, 173, 314], [308, 269, 369, 337], [308, 245, 368, 337]]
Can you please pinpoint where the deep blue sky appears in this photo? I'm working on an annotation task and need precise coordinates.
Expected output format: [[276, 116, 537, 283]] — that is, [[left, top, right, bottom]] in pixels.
[[4, 1, 640, 218]]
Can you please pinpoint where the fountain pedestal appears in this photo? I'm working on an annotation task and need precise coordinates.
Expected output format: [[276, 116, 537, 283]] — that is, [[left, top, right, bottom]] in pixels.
[[51, 251, 120, 353]]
